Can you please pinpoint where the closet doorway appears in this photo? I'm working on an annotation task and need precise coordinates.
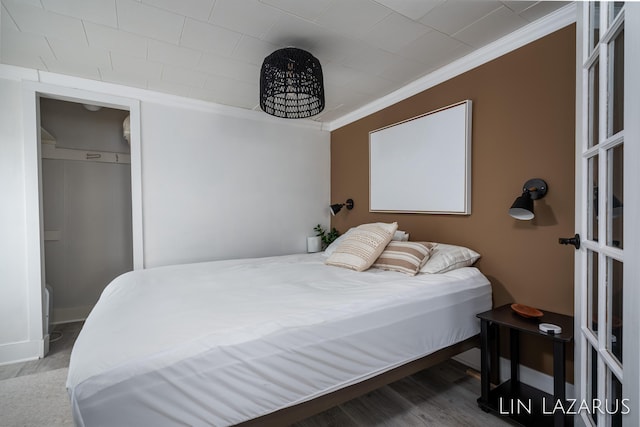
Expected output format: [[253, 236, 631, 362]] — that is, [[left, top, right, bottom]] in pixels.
[[39, 98, 133, 324]]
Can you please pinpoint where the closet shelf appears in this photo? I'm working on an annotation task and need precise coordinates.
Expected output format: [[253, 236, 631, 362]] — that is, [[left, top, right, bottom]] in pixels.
[[41, 144, 131, 164]]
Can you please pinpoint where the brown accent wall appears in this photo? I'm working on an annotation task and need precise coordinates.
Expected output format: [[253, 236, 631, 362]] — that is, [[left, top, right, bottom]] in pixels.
[[330, 25, 576, 378]]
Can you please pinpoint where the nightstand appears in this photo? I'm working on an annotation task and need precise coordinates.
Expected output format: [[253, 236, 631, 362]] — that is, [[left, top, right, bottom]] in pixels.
[[476, 304, 574, 427]]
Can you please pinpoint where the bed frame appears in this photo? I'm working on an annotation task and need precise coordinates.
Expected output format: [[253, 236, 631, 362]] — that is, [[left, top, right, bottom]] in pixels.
[[237, 335, 479, 426]]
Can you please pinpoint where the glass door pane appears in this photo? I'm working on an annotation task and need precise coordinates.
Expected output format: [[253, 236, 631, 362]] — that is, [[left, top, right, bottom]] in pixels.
[[608, 28, 624, 137], [589, 60, 600, 148], [608, 144, 624, 248], [588, 155, 599, 241], [590, 2, 601, 51], [587, 250, 598, 334], [608, 258, 623, 363], [608, 369, 623, 427]]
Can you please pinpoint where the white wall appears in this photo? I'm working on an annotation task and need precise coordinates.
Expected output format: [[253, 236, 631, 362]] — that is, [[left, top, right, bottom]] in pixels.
[[0, 69, 330, 364], [0, 78, 34, 362], [141, 102, 329, 267]]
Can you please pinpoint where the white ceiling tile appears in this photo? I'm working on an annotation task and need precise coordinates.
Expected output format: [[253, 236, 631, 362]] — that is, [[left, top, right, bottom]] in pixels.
[[200, 77, 259, 110], [259, 0, 334, 21], [116, 0, 184, 44], [42, 58, 101, 79], [501, 1, 537, 14], [141, 0, 215, 20], [260, 12, 331, 53], [1, 48, 47, 70], [110, 51, 163, 80], [320, 62, 365, 88], [453, 6, 528, 48], [398, 30, 470, 64], [232, 36, 279, 66], [84, 22, 148, 59], [6, 0, 43, 8], [197, 55, 260, 83], [345, 73, 395, 96], [180, 18, 242, 56], [1, 27, 55, 62], [41, 0, 118, 28], [99, 67, 149, 89], [147, 78, 195, 98], [3, 0, 86, 42], [148, 40, 201, 68], [209, 0, 282, 39], [362, 12, 432, 53], [378, 56, 432, 84], [0, 28, 51, 69], [48, 38, 111, 68], [518, 1, 570, 23], [340, 44, 398, 74], [314, 0, 391, 38], [373, 0, 445, 20], [419, 0, 502, 35], [162, 64, 208, 87], [2, 4, 20, 31]]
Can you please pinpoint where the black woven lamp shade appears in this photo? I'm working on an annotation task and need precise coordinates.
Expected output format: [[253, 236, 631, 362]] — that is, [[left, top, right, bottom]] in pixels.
[[260, 48, 325, 119]]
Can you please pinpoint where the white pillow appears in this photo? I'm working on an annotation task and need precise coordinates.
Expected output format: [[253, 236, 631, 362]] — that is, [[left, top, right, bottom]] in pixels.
[[420, 243, 480, 274], [325, 222, 398, 272], [391, 230, 409, 241]]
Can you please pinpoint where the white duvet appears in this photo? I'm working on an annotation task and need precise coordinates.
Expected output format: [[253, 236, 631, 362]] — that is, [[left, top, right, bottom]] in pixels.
[[68, 253, 491, 426]]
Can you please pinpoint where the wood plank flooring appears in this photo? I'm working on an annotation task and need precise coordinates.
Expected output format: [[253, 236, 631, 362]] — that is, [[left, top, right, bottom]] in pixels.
[[0, 322, 511, 426], [0, 322, 82, 381]]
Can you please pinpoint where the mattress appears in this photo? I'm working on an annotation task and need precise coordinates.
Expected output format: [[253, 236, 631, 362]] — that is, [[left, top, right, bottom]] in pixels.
[[67, 253, 492, 426]]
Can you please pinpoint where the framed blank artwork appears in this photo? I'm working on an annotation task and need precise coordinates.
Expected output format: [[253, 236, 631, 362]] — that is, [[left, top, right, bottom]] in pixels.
[[369, 100, 472, 214]]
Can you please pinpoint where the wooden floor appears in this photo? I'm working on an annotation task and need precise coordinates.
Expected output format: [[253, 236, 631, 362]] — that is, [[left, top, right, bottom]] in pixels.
[[0, 322, 82, 381], [0, 323, 511, 426]]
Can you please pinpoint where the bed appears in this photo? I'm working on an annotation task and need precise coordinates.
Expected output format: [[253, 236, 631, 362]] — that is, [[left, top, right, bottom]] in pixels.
[[67, 251, 492, 426]]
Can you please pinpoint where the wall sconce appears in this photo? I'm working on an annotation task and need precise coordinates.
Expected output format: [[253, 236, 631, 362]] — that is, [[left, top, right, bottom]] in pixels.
[[508, 179, 548, 220], [330, 199, 354, 216]]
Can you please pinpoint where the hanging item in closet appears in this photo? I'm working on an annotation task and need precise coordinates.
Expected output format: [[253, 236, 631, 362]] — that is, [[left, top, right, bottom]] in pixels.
[[123, 115, 131, 145]]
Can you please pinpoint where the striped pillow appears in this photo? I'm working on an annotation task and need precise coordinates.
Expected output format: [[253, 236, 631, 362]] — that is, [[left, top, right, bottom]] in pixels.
[[373, 242, 435, 275], [325, 222, 398, 272]]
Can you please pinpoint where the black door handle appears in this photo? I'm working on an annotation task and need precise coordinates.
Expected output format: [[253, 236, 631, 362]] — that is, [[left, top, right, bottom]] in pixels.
[[559, 233, 581, 249]]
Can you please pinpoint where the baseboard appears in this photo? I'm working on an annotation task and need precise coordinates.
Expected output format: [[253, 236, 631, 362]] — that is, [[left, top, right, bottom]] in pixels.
[[454, 348, 575, 398], [52, 306, 92, 324], [0, 339, 44, 366]]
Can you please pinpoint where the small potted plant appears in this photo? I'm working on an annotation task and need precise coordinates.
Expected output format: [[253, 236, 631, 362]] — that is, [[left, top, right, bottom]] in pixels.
[[313, 224, 340, 250]]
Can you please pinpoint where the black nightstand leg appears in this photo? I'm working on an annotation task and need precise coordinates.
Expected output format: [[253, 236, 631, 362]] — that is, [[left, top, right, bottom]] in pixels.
[[480, 319, 491, 405], [510, 328, 520, 388], [553, 340, 566, 427]]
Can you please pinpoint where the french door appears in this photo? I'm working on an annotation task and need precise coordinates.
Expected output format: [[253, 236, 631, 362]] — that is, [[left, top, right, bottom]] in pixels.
[[576, 2, 639, 427]]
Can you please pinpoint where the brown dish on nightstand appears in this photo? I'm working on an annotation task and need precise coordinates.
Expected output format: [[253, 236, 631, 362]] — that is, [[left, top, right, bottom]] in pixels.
[[511, 303, 544, 318]]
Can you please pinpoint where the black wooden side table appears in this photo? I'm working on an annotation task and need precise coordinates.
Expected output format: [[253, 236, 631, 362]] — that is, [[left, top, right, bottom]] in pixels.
[[476, 304, 574, 427]]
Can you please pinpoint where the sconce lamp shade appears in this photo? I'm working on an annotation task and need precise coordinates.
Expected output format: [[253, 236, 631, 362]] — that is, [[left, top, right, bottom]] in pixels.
[[509, 192, 535, 220], [330, 198, 354, 216], [260, 47, 325, 119], [508, 178, 547, 220]]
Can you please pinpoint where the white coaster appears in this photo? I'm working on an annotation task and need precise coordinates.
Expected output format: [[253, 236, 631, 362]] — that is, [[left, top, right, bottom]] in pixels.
[[539, 323, 562, 334]]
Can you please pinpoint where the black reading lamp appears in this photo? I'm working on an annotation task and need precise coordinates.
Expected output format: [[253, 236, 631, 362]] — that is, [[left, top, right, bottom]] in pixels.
[[509, 179, 548, 220], [330, 199, 354, 216]]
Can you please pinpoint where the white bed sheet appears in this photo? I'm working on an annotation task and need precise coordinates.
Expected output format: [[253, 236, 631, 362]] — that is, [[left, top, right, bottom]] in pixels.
[[67, 253, 491, 426]]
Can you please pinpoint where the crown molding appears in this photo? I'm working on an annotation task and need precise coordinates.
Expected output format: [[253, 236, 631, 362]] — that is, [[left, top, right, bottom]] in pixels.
[[327, 2, 577, 131]]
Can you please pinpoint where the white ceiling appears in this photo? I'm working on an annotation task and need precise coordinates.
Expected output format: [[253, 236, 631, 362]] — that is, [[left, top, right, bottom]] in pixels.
[[0, 0, 569, 123]]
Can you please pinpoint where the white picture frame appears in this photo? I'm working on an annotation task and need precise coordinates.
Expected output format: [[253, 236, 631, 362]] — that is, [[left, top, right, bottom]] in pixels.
[[369, 100, 472, 214]]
